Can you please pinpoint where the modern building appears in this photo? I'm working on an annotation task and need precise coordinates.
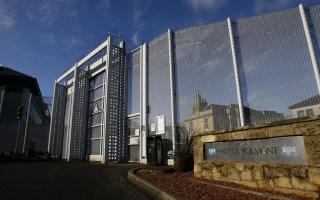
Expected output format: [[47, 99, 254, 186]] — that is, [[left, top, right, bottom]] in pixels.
[[43, 96, 53, 116], [49, 39, 127, 163], [49, 4, 320, 165], [0, 66, 50, 154]]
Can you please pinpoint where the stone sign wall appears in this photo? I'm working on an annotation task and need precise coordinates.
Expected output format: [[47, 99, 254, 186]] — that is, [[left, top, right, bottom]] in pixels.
[[193, 117, 320, 199]]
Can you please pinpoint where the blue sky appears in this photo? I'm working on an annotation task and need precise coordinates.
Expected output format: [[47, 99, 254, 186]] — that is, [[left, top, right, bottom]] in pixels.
[[0, 0, 318, 96]]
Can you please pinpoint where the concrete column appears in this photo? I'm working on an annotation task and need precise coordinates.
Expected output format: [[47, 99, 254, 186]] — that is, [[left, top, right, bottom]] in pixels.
[[67, 63, 79, 161], [299, 4, 320, 95], [227, 18, 245, 127], [168, 29, 177, 157], [140, 43, 148, 164], [102, 36, 111, 164]]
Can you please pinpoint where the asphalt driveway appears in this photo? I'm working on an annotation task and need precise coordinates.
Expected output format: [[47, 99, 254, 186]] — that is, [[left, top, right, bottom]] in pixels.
[[0, 161, 152, 200]]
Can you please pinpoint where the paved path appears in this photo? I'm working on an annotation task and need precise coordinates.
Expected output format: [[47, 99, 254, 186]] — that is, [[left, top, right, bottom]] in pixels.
[[0, 161, 152, 200]]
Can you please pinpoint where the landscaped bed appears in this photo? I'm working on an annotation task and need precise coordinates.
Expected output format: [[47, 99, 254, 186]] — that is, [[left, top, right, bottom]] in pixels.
[[135, 168, 313, 200]]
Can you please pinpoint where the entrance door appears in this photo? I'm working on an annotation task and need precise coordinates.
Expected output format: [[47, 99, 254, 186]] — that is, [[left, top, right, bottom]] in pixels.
[[128, 116, 140, 162]]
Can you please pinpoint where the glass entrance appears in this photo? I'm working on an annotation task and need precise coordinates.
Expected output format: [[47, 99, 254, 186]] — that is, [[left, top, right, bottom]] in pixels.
[[87, 72, 105, 161], [128, 116, 140, 162]]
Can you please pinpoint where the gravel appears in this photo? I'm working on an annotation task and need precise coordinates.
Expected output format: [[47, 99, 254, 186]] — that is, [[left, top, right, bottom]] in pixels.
[[136, 169, 313, 200]]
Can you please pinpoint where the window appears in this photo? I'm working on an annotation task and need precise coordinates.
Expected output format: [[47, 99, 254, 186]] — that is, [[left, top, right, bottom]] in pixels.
[[306, 109, 314, 117], [189, 121, 193, 131], [297, 110, 305, 118], [89, 86, 103, 101], [204, 118, 208, 130]]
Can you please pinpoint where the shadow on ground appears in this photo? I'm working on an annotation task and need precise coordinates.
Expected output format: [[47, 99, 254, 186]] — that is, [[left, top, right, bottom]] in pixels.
[[0, 161, 152, 200]]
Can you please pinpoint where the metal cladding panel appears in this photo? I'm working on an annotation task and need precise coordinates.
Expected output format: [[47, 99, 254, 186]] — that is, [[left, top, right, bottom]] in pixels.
[[49, 84, 66, 158], [234, 8, 319, 125], [70, 69, 89, 160], [174, 21, 239, 135], [127, 49, 140, 114], [309, 5, 320, 70], [105, 46, 127, 162]]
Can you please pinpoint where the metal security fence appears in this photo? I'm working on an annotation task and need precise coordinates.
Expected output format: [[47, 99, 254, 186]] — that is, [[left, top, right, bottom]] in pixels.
[[127, 49, 140, 115], [170, 5, 320, 136], [174, 21, 240, 134], [234, 7, 318, 125], [309, 5, 320, 70]]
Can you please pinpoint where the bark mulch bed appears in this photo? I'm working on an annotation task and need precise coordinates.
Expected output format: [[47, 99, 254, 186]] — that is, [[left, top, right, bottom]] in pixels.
[[136, 168, 313, 200]]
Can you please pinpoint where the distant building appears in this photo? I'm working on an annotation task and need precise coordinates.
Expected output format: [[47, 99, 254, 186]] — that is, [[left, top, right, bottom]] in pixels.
[[0, 66, 50, 154], [288, 95, 320, 118], [183, 90, 284, 133], [43, 96, 53, 116]]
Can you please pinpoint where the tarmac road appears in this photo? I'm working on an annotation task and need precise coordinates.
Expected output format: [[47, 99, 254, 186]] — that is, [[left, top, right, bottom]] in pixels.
[[0, 161, 152, 200]]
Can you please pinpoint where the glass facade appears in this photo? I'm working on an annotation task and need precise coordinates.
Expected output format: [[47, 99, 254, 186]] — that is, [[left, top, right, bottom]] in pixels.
[[87, 72, 105, 155], [128, 117, 140, 162]]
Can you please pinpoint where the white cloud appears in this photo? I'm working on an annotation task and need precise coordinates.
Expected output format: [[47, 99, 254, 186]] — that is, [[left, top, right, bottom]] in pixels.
[[25, 0, 78, 26], [133, 0, 152, 28], [131, 33, 140, 46], [0, 1, 15, 29], [254, 0, 294, 14], [185, 0, 227, 12]]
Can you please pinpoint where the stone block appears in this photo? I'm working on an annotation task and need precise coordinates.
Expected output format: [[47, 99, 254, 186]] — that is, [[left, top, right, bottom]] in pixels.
[[201, 135, 216, 143], [202, 169, 212, 180], [234, 180, 258, 188], [194, 164, 202, 173], [267, 126, 294, 138], [202, 163, 213, 170], [219, 166, 228, 177], [291, 177, 318, 191], [291, 167, 308, 179], [235, 163, 244, 171], [253, 166, 264, 180], [263, 167, 272, 179], [275, 177, 292, 188], [309, 167, 320, 186], [194, 172, 202, 178], [247, 130, 266, 139], [240, 170, 253, 181], [212, 167, 222, 178], [257, 180, 275, 190], [304, 136, 320, 165], [270, 167, 290, 178], [228, 167, 240, 180]]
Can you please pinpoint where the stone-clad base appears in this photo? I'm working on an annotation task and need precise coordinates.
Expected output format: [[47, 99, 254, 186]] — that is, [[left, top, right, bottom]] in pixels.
[[194, 162, 319, 199], [193, 118, 320, 199]]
